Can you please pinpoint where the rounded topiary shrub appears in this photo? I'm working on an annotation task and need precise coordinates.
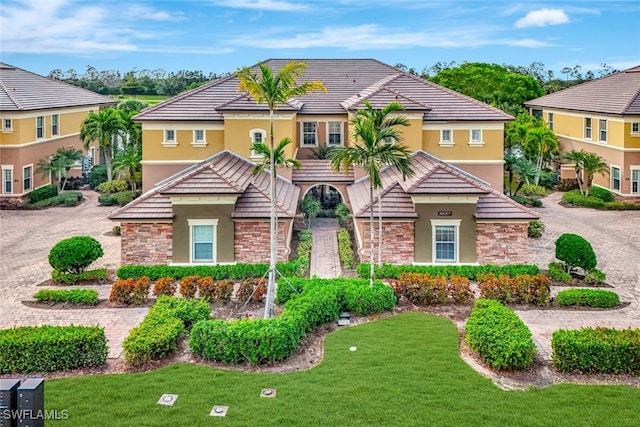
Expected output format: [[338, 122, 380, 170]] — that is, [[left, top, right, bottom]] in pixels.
[[555, 233, 597, 272], [48, 236, 104, 274]]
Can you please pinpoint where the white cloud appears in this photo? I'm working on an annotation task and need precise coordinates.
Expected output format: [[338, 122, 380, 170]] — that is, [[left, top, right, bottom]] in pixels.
[[514, 8, 570, 28], [509, 38, 552, 48], [211, 0, 310, 11]]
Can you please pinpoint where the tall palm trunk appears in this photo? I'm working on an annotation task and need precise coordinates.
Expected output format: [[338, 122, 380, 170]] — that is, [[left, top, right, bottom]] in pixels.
[[264, 109, 277, 319], [377, 188, 382, 268], [369, 182, 374, 286]]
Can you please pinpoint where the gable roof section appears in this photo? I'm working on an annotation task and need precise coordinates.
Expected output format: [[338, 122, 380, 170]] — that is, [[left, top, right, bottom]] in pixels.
[[291, 160, 354, 183], [108, 150, 299, 220], [134, 59, 513, 122], [525, 66, 640, 115], [347, 150, 537, 220], [0, 63, 114, 112]]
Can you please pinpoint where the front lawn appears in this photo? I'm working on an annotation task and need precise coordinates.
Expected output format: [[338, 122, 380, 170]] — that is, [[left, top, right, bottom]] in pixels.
[[45, 313, 640, 426]]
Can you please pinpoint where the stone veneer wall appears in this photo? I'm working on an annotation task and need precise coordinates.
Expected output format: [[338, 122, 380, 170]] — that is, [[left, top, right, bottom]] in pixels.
[[476, 222, 528, 265], [121, 222, 173, 265], [361, 221, 414, 265], [234, 221, 289, 263]]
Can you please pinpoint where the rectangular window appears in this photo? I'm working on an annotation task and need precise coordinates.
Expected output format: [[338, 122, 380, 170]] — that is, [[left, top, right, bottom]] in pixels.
[[51, 114, 59, 136], [611, 166, 621, 191], [189, 219, 218, 263], [3, 168, 12, 194], [584, 117, 592, 139], [548, 112, 554, 130], [23, 165, 32, 192], [302, 122, 317, 146], [2, 118, 12, 130], [250, 129, 266, 158], [531, 109, 543, 119], [632, 123, 640, 134], [194, 130, 204, 142], [382, 136, 394, 145], [632, 169, 639, 194], [441, 129, 452, 143], [470, 129, 482, 144], [36, 116, 44, 139], [328, 122, 342, 145], [431, 219, 460, 263], [599, 119, 607, 142], [164, 129, 176, 145]]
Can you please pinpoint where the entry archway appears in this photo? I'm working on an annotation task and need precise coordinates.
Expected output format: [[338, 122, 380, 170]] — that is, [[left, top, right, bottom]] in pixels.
[[303, 184, 344, 213]]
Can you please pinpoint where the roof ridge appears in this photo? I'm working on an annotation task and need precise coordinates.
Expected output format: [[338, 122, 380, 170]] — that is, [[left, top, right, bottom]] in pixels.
[[0, 79, 21, 109], [622, 86, 640, 114], [341, 73, 401, 110]]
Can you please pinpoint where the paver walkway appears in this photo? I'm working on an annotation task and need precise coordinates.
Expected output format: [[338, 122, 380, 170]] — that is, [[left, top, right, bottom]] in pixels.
[[309, 218, 342, 279], [0, 191, 147, 358], [521, 191, 640, 360]]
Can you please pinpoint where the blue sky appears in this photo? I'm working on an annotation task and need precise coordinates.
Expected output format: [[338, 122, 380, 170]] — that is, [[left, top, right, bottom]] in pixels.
[[1, 0, 639, 78]]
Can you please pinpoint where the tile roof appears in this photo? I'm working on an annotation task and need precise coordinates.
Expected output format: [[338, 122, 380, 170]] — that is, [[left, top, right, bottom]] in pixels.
[[347, 150, 538, 220], [291, 160, 354, 183], [0, 62, 114, 111], [525, 65, 640, 115], [134, 59, 512, 122], [108, 151, 299, 220]]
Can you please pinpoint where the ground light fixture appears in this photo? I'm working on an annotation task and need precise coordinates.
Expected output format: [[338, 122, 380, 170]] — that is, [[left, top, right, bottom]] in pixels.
[[157, 394, 178, 406], [350, 346, 357, 352], [210, 406, 229, 417], [260, 388, 277, 398]]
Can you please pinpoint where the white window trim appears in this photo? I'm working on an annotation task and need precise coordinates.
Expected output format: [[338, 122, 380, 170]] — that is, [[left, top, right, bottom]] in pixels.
[[548, 112, 554, 130], [36, 116, 45, 140], [2, 165, 14, 195], [584, 117, 592, 140], [631, 166, 640, 195], [599, 119, 607, 144], [302, 121, 318, 146], [430, 219, 461, 264], [610, 164, 621, 192], [382, 136, 395, 146], [249, 128, 267, 159], [163, 129, 177, 147], [2, 118, 13, 132], [631, 122, 640, 135], [327, 121, 343, 146], [188, 219, 218, 264], [439, 129, 454, 147], [51, 114, 59, 137], [468, 129, 484, 147], [192, 129, 207, 147], [22, 164, 33, 192]]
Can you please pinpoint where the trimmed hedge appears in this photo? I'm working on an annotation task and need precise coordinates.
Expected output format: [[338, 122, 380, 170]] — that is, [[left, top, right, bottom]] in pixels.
[[48, 236, 104, 274], [109, 277, 150, 304], [562, 189, 640, 210], [98, 191, 134, 206], [28, 184, 58, 203], [190, 278, 395, 364], [555, 289, 619, 308], [117, 261, 307, 281], [357, 263, 540, 280], [123, 296, 210, 366], [547, 262, 571, 283], [477, 273, 551, 306], [33, 289, 99, 305], [51, 268, 108, 285], [25, 191, 83, 209], [552, 327, 640, 374], [555, 233, 597, 272], [395, 273, 473, 305], [0, 325, 108, 373], [465, 299, 536, 369], [337, 228, 355, 269]]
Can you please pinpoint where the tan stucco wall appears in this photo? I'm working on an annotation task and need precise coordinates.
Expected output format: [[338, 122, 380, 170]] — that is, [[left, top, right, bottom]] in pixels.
[[547, 110, 626, 149], [449, 162, 505, 191], [414, 202, 477, 263], [1, 108, 96, 146], [224, 116, 297, 160], [624, 122, 640, 149], [141, 128, 224, 161], [421, 129, 504, 160], [172, 204, 235, 263]]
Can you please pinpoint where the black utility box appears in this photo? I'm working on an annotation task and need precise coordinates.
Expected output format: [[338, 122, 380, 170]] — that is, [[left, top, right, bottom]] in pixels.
[[17, 379, 44, 427], [0, 379, 21, 427]]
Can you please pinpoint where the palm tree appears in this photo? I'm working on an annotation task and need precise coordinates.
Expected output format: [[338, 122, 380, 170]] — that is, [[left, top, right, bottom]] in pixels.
[[112, 145, 142, 193], [37, 146, 83, 193], [236, 61, 327, 318], [581, 152, 609, 196], [562, 149, 586, 194], [525, 126, 558, 185], [511, 158, 538, 196], [250, 137, 301, 175], [80, 108, 126, 181], [331, 101, 414, 285]]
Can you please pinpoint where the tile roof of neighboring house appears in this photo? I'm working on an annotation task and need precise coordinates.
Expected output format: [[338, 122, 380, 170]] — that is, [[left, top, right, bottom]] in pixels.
[[291, 160, 354, 183], [0, 63, 114, 112], [108, 151, 299, 220], [525, 65, 640, 115], [134, 59, 512, 122], [347, 150, 538, 220]]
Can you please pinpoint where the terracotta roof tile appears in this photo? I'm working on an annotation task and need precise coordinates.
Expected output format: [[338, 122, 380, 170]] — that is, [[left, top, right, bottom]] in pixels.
[[476, 190, 539, 220], [347, 182, 417, 218], [292, 160, 354, 183], [107, 189, 173, 221]]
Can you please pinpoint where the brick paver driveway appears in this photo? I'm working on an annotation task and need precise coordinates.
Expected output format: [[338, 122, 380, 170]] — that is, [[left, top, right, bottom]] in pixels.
[[0, 191, 147, 358], [523, 191, 640, 360]]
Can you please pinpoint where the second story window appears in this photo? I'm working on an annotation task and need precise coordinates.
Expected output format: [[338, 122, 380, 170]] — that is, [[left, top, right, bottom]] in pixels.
[[193, 129, 206, 146], [382, 136, 394, 145], [328, 122, 342, 145], [250, 129, 266, 158], [632, 122, 640, 134], [599, 119, 607, 143], [548, 112, 554, 130], [51, 114, 59, 136], [2, 118, 12, 131], [469, 129, 482, 145], [36, 116, 44, 139], [302, 122, 317, 146], [163, 129, 176, 146], [584, 117, 592, 140]]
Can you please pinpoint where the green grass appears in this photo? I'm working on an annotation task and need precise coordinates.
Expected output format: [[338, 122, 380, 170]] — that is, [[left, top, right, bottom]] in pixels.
[[45, 313, 640, 426]]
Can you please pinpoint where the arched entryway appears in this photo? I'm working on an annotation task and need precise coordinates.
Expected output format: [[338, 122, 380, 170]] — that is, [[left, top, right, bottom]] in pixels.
[[304, 184, 344, 214]]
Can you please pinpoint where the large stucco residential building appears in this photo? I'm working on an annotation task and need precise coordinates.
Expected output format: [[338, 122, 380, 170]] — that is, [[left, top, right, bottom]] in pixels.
[[525, 65, 640, 197], [0, 63, 114, 206], [109, 59, 537, 266]]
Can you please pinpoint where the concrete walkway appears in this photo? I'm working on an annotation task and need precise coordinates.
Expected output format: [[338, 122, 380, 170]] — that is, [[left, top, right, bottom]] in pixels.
[[0, 191, 147, 358], [308, 218, 342, 279], [521, 191, 640, 360]]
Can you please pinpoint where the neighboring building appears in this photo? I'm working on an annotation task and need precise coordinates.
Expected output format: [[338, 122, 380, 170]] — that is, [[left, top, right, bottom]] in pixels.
[[525, 66, 640, 197], [109, 59, 537, 266], [0, 63, 114, 206]]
